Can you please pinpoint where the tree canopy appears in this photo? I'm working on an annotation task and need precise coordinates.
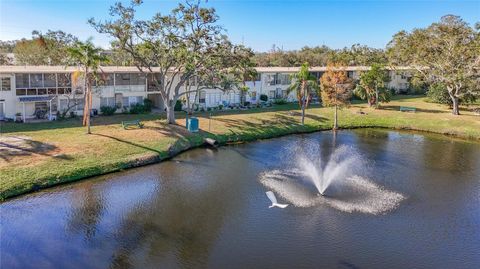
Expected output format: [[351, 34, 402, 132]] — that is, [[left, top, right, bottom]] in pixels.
[[387, 15, 479, 115], [320, 63, 354, 129], [13, 30, 78, 65], [354, 63, 391, 107], [89, 0, 255, 124], [253, 44, 387, 67]]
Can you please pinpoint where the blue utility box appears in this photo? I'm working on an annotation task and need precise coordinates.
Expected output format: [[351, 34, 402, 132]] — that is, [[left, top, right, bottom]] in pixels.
[[187, 117, 199, 132]]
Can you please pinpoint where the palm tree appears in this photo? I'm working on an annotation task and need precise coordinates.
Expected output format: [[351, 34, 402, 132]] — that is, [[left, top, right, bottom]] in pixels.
[[354, 63, 391, 108], [287, 62, 319, 125], [68, 38, 107, 134]]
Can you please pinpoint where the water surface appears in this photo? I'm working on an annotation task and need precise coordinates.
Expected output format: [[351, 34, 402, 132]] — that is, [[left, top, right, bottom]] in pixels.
[[1, 129, 480, 269]]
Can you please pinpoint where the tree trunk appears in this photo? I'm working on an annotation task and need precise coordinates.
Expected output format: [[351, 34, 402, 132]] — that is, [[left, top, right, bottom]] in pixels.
[[450, 95, 460, 115], [301, 83, 306, 125], [447, 86, 460, 115], [166, 101, 176, 124], [87, 87, 91, 134], [83, 68, 91, 134], [301, 103, 305, 125], [375, 86, 379, 109], [333, 104, 338, 130]]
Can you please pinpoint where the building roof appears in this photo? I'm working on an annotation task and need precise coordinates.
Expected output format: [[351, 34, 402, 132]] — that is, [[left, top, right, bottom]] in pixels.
[[0, 65, 414, 74], [19, 96, 57, 102]]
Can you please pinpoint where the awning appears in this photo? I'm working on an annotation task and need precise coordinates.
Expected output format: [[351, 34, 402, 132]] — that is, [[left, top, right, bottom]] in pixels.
[[18, 96, 56, 102]]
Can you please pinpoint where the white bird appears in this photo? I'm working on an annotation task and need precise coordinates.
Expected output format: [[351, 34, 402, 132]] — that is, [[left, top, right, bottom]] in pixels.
[[266, 191, 289, 208]]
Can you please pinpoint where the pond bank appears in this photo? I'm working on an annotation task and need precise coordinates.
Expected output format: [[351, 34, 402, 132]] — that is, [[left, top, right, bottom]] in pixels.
[[1, 97, 479, 201]]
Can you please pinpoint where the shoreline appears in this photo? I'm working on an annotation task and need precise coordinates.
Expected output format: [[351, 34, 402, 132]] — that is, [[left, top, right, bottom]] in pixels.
[[2, 123, 479, 202]]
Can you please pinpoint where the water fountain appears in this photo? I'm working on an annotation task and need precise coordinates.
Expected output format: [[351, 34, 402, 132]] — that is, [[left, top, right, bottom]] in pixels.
[[299, 145, 359, 195], [260, 145, 405, 214]]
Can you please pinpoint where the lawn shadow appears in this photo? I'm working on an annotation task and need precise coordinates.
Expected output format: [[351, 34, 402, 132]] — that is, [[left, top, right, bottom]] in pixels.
[[92, 122, 197, 156], [0, 105, 306, 134], [0, 136, 59, 162], [92, 133, 164, 154], [213, 111, 327, 141], [380, 105, 447, 114]]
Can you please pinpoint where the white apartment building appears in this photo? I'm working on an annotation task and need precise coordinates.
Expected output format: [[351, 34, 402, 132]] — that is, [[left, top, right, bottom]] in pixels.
[[0, 66, 412, 121]]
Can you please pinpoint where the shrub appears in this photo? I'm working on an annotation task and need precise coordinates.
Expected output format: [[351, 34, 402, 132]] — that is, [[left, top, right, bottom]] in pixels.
[[143, 99, 153, 112], [260, 94, 268, 102], [129, 103, 147, 114], [408, 86, 427, 95], [100, 106, 116, 116], [273, 99, 288, 105], [218, 104, 223, 110], [426, 83, 477, 106], [426, 83, 451, 106], [174, 100, 183, 111]]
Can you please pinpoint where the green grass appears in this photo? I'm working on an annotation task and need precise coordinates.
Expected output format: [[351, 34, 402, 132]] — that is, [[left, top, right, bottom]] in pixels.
[[1, 96, 479, 200]]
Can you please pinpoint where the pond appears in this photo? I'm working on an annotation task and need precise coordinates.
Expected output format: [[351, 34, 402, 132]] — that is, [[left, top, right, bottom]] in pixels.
[[1, 129, 480, 269]]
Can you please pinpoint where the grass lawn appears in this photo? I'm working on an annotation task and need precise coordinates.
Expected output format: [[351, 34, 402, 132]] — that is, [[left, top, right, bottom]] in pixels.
[[1, 95, 479, 200]]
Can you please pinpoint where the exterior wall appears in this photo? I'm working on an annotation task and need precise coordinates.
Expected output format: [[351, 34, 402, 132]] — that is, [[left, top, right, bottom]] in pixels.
[[388, 71, 411, 92], [0, 66, 413, 120], [0, 74, 16, 119]]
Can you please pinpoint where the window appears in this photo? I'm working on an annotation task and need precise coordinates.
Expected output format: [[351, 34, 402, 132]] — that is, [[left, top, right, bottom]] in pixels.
[[115, 73, 131, 85], [75, 100, 85, 111], [122, 97, 129, 107], [59, 99, 68, 111], [147, 73, 161, 91], [30, 74, 43, 87], [100, 97, 116, 107], [265, 74, 276, 86], [250, 91, 257, 100], [1, 77, 11, 91], [37, 88, 47, 95], [44, 73, 56, 87], [60, 99, 83, 111], [47, 88, 57, 95], [16, 89, 27, 96], [278, 73, 291, 85], [309, 72, 320, 80], [275, 88, 284, 99], [27, 89, 37, 95], [58, 73, 71, 87], [130, 74, 146, 85], [254, 73, 261, 81], [199, 91, 206, 103], [267, 73, 290, 85], [15, 74, 29, 88], [95, 73, 114, 86], [347, 71, 354, 79], [128, 96, 143, 105], [269, 90, 275, 99]]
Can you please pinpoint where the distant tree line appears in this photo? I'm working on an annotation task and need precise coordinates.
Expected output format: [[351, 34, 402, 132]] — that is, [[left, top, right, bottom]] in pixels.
[[253, 44, 387, 67]]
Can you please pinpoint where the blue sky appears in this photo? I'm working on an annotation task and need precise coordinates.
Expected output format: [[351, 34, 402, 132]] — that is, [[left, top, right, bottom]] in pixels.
[[1, 0, 479, 52]]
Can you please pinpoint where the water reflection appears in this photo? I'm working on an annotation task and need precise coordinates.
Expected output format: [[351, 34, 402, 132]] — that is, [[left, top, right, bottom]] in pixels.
[[1, 129, 480, 269]]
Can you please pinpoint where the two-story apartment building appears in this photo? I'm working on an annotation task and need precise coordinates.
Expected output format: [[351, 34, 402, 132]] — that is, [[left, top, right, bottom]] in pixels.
[[0, 66, 412, 121]]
